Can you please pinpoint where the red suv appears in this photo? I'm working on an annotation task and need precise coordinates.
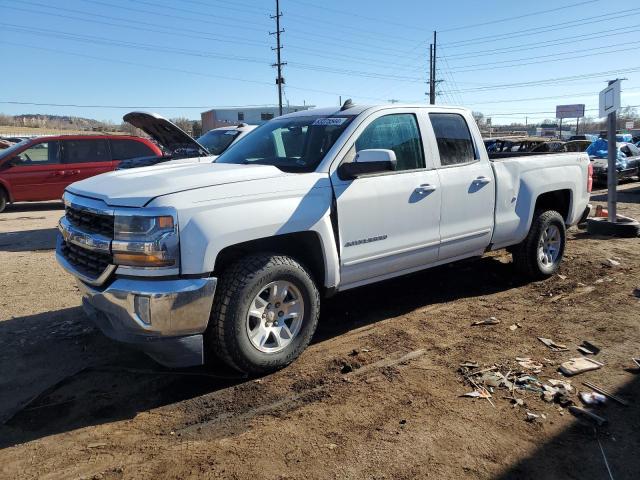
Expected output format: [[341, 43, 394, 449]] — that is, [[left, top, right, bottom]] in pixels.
[[0, 135, 161, 212]]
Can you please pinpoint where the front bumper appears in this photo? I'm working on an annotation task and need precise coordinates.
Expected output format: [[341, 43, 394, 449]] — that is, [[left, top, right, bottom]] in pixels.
[[77, 276, 217, 367]]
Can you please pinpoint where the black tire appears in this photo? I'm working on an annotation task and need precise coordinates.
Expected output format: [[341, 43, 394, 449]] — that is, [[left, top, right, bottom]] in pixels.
[[0, 189, 6, 213], [512, 210, 566, 280], [586, 217, 640, 238], [205, 253, 320, 375]]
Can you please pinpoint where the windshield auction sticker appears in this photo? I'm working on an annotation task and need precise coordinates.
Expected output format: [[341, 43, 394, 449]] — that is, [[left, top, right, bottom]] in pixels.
[[312, 117, 348, 126]]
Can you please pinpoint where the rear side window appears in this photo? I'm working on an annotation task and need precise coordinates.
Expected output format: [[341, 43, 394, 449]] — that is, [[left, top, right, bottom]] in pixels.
[[62, 139, 110, 163], [429, 113, 476, 166], [110, 139, 156, 160], [354, 113, 425, 171]]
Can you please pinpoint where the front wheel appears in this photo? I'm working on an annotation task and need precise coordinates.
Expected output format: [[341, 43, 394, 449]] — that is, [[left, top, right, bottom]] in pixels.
[[512, 210, 566, 279], [0, 189, 7, 213], [205, 253, 320, 375]]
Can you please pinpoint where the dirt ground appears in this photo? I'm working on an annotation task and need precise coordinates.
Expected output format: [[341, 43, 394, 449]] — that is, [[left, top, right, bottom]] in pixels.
[[1, 183, 639, 480]]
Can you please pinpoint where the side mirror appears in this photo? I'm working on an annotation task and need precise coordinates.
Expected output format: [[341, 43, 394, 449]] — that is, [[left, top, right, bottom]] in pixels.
[[338, 149, 397, 179]]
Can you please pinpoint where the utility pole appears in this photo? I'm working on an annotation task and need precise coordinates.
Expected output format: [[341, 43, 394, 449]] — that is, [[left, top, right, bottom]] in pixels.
[[606, 79, 618, 223], [270, 0, 286, 116], [429, 31, 437, 105]]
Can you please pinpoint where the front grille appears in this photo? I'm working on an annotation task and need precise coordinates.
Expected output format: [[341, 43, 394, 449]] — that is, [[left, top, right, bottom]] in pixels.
[[60, 240, 113, 280], [66, 206, 114, 237]]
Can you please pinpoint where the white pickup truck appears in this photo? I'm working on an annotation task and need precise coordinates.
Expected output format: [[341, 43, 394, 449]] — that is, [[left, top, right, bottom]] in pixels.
[[56, 103, 591, 373]]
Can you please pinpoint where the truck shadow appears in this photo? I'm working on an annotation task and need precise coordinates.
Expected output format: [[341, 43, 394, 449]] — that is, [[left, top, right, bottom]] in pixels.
[[2, 201, 64, 212], [495, 371, 640, 480], [0, 254, 525, 449], [590, 185, 640, 204], [0, 228, 58, 252]]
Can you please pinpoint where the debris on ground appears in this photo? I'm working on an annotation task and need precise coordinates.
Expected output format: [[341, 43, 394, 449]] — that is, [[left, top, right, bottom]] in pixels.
[[461, 389, 492, 399], [582, 381, 629, 406], [569, 405, 608, 426], [634, 287, 640, 298], [603, 258, 621, 268], [525, 411, 540, 422], [509, 323, 522, 331], [633, 358, 640, 369], [471, 317, 500, 326], [560, 357, 604, 376], [459, 361, 479, 368], [578, 340, 601, 355], [516, 357, 543, 373], [557, 274, 567, 280], [538, 337, 569, 352], [580, 391, 607, 405]]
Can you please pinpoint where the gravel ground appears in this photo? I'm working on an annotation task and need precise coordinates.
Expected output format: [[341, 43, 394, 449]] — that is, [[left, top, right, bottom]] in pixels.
[[0, 184, 639, 480]]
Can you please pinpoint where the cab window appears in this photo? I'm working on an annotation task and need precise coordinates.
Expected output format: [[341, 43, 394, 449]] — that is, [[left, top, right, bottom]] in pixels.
[[13, 141, 60, 165], [429, 113, 477, 166], [350, 113, 425, 171]]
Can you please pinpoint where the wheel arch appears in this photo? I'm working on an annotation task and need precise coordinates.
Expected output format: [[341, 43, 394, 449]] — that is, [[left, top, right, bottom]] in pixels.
[[212, 231, 329, 291]]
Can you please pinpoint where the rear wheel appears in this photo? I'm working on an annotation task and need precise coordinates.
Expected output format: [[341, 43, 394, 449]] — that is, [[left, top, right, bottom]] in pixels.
[[205, 253, 320, 375], [512, 210, 566, 279]]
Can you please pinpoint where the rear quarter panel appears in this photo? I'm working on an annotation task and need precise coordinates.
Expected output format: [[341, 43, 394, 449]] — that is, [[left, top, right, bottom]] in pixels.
[[490, 153, 590, 250]]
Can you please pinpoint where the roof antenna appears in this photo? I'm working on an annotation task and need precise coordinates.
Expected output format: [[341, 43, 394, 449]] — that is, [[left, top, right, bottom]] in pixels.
[[340, 98, 354, 111]]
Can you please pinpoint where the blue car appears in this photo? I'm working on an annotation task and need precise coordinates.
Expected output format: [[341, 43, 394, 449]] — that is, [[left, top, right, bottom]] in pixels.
[[587, 139, 640, 184]]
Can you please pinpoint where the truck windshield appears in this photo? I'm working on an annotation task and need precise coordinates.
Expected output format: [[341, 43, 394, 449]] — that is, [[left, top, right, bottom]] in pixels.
[[197, 130, 239, 155], [216, 115, 355, 172]]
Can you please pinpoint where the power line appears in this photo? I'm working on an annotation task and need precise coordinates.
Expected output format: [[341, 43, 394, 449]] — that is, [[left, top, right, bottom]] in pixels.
[[453, 38, 640, 72], [270, 0, 286, 116], [5, 3, 426, 71], [465, 87, 640, 106], [0, 101, 282, 109], [439, 0, 599, 32], [444, 24, 640, 60], [442, 7, 640, 48]]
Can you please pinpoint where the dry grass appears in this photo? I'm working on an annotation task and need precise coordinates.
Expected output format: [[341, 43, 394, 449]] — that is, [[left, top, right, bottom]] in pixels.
[[0, 126, 123, 137]]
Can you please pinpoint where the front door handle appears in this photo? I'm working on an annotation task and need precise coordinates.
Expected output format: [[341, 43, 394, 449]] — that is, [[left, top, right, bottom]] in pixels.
[[474, 176, 492, 185], [415, 183, 437, 194]]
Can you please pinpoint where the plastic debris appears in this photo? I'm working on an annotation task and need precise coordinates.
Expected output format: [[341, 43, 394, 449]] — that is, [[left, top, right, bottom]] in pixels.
[[557, 274, 567, 280], [538, 337, 569, 352], [509, 324, 521, 331], [560, 357, 604, 376], [569, 405, 608, 426], [603, 258, 620, 267], [517, 358, 544, 373], [526, 411, 540, 422], [580, 391, 607, 405], [461, 389, 492, 399], [478, 371, 512, 389], [459, 361, 479, 368], [548, 379, 573, 392], [579, 341, 600, 355], [471, 317, 500, 326], [633, 358, 640, 368], [583, 381, 629, 406]]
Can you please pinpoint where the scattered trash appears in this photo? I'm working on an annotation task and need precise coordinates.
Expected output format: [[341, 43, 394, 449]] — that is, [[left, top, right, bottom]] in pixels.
[[87, 442, 107, 449], [517, 358, 544, 373], [538, 337, 569, 352], [324, 443, 338, 450], [577, 346, 595, 355], [512, 398, 524, 408], [580, 391, 607, 405], [603, 258, 620, 267], [478, 371, 513, 389], [340, 363, 353, 374], [459, 361, 479, 368], [399, 419, 407, 425], [596, 434, 616, 480], [461, 389, 492, 399], [634, 287, 640, 298], [579, 341, 601, 355], [560, 357, 604, 376], [633, 358, 640, 368], [471, 317, 500, 326], [583, 381, 629, 406], [569, 405, 608, 426], [557, 274, 567, 280], [526, 411, 540, 422], [548, 379, 573, 392], [509, 323, 522, 331]]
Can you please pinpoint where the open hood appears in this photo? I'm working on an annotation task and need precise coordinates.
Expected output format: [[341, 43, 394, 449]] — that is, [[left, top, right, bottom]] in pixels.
[[123, 111, 209, 156]]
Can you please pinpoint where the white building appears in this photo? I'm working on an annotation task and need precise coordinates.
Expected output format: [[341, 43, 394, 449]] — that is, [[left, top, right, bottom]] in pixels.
[[201, 105, 314, 132]]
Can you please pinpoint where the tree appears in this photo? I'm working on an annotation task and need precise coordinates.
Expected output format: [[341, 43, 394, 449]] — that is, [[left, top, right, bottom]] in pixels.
[[472, 111, 485, 125]]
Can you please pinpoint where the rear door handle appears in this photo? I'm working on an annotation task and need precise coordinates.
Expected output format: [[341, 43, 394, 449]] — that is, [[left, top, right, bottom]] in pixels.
[[474, 176, 492, 185], [415, 183, 437, 194]]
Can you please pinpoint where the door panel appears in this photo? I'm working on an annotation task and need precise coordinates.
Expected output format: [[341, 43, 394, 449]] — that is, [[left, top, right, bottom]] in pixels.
[[2, 141, 63, 201], [332, 111, 441, 287], [428, 112, 495, 260], [61, 139, 114, 186], [334, 170, 441, 286]]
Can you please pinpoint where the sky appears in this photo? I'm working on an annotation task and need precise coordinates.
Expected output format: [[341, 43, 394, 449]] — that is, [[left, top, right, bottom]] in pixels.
[[1, 0, 639, 125]]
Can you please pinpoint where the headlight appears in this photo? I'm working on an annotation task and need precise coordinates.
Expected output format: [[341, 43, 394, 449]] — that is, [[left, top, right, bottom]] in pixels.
[[112, 211, 179, 268]]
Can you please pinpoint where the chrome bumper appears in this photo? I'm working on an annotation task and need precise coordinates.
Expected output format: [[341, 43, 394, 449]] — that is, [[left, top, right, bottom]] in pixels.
[[77, 276, 217, 367]]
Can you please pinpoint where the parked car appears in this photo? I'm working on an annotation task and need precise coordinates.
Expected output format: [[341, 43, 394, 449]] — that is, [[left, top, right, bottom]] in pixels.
[[57, 103, 591, 373], [116, 113, 255, 169], [568, 134, 596, 142], [0, 135, 162, 212], [531, 140, 565, 153], [564, 140, 592, 152], [587, 139, 640, 184]]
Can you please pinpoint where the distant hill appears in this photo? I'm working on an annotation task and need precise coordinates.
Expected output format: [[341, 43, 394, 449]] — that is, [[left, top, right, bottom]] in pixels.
[[7, 114, 113, 131]]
